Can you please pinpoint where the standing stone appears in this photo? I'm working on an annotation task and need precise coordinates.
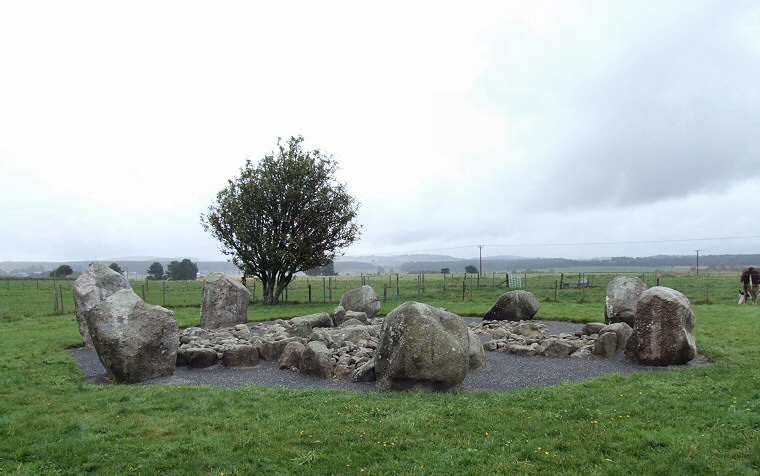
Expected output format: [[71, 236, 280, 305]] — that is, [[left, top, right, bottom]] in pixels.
[[73, 262, 132, 348], [339, 285, 381, 318], [483, 290, 540, 321], [468, 329, 487, 371], [375, 301, 470, 392], [200, 272, 251, 329], [85, 289, 179, 383], [625, 286, 697, 366], [605, 276, 648, 326]]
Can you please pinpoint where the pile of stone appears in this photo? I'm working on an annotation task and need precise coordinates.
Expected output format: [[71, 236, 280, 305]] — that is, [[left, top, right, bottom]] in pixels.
[[74, 264, 698, 390], [470, 319, 632, 359]]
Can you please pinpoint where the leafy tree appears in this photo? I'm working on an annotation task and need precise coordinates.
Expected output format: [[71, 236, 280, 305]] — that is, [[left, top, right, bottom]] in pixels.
[[109, 263, 123, 274], [202, 136, 360, 304], [167, 259, 198, 281], [465, 265, 478, 274], [50, 265, 73, 278], [440, 268, 450, 274], [305, 261, 337, 276], [146, 262, 165, 280]]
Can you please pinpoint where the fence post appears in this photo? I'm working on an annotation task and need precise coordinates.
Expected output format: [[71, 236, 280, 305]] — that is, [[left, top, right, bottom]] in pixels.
[[308, 284, 312, 303], [555, 280, 559, 301], [141, 284, 146, 302], [329, 277, 333, 303], [383, 283, 388, 301], [323, 277, 326, 303], [396, 274, 400, 296], [59, 285, 64, 314], [462, 278, 466, 302], [163, 281, 167, 307], [54, 286, 59, 313], [422, 274, 425, 293]]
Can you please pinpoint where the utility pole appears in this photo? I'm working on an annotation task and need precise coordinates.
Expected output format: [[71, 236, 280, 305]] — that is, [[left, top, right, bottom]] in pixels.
[[694, 250, 700, 276], [478, 245, 484, 277]]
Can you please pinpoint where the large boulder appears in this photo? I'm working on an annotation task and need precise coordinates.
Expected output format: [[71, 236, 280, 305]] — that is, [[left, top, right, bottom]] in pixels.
[[300, 341, 334, 379], [339, 285, 381, 318], [483, 290, 540, 321], [200, 272, 251, 329], [605, 276, 648, 326], [73, 262, 132, 347], [85, 289, 179, 383], [625, 286, 697, 366], [375, 301, 470, 392]]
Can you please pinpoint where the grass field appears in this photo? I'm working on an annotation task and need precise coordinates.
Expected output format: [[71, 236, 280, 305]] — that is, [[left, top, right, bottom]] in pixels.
[[1, 274, 758, 474]]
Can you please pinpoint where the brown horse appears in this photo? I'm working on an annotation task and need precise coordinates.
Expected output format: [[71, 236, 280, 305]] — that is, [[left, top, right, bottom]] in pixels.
[[740, 267, 760, 305]]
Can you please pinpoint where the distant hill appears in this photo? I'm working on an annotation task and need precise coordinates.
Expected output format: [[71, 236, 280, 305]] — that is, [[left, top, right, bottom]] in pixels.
[[2, 253, 759, 277]]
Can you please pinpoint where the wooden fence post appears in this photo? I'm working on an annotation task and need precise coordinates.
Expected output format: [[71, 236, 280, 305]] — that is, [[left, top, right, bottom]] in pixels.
[[59, 285, 64, 314], [383, 283, 388, 301], [555, 280, 559, 301], [308, 284, 312, 303], [141, 284, 146, 302], [329, 277, 333, 303], [163, 281, 167, 306], [396, 274, 400, 296], [54, 286, 59, 313]]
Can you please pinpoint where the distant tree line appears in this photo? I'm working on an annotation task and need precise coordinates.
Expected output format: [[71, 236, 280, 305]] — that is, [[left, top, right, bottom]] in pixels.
[[143, 259, 198, 280], [400, 254, 760, 273]]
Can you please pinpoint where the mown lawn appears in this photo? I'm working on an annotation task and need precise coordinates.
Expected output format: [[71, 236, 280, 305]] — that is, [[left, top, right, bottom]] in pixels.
[[0, 280, 758, 474]]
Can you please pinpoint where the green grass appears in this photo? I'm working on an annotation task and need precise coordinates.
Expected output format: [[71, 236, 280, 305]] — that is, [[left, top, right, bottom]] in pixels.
[[1, 275, 759, 474]]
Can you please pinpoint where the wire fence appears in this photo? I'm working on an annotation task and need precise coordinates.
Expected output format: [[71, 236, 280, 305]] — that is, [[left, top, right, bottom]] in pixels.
[[0, 271, 747, 320]]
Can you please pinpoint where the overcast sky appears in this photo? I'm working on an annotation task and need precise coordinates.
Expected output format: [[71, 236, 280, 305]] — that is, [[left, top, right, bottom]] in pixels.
[[2, 1, 759, 263]]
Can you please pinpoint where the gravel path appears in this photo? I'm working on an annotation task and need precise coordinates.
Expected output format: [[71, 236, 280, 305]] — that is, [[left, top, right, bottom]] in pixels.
[[69, 320, 705, 393]]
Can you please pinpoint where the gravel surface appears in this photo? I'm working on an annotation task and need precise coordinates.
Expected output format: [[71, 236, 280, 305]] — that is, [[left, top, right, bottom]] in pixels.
[[69, 319, 707, 393]]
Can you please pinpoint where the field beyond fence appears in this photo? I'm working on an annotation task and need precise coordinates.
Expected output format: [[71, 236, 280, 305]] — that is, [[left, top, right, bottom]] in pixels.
[[0, 271, 745, 323]]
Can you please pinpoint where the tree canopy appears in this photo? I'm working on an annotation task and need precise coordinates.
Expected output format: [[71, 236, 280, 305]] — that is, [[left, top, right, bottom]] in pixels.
[[167, 259, 198, 281], [146, 262, 165, 280], [109, 263, 123, 274], [50, 265, 73, 278], [202, 136, 360, 304], [304, 261, 338, 276], [465, 265, 478, 274]]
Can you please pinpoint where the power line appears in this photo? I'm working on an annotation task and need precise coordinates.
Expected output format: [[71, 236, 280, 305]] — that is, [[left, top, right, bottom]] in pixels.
[[351, 235, 760, 257], [484, 235, 760, 248]]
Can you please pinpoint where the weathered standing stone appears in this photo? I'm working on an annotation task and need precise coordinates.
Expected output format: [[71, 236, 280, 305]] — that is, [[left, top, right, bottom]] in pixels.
[[625, 286, 697, 366], [85, 289, 179, 383], [483, 291, 540, 321], [339, 285, 381, 318], [73, 262, 132, 348], [200, 272, 251, 329], [468, 330, 487, 371], [605, 276, 648, 326], [375, 301, 470, 392]]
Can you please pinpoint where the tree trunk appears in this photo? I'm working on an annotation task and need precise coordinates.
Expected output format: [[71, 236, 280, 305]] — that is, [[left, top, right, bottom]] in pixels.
[[262, 276, 276, 304]]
